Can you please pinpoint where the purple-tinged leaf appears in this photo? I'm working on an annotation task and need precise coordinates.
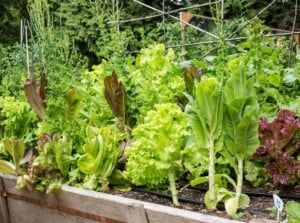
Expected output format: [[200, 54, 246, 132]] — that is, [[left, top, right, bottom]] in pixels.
[[104, 71, 127, 129], [24, 77, 47, 119]]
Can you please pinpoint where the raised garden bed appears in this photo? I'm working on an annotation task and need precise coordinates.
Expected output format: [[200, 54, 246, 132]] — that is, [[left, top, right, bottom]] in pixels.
[[0, 174, 260, 223]]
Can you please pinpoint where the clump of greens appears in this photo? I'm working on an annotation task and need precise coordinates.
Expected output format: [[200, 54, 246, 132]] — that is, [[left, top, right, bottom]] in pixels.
[[124, 103, 187, 206], [223, 62, 260, 216], [77, 126, 127, 191], [286, 200, 300, 223], [0, 138, 26, 175], [184, 76, 224, 210], [253, 109, 300, 185], [127, 44, 185, 123], [184, 61, 260, 216], [0, 96, 37, 139]]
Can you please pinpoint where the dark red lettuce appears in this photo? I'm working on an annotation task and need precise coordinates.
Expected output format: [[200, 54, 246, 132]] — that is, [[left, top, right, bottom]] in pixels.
[[253, 109, 300, 185]]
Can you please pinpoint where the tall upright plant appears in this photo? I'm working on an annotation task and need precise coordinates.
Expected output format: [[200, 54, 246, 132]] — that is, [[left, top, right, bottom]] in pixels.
[[223, 62, 260, 215], [184, 76, 224, 209]]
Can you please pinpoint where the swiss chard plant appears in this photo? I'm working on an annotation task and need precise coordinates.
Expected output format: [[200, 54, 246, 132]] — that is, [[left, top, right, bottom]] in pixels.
[[124, 103, 187, 206], [253, 109, 300, 185]]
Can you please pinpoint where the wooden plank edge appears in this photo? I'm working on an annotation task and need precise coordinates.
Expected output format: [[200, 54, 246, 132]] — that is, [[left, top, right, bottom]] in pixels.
[[1, 174, 243, 223], [0, 175, 10, 223]]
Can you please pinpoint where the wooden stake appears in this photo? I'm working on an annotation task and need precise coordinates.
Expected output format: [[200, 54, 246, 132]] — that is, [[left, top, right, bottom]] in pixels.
[[25, 25, 30, 78]]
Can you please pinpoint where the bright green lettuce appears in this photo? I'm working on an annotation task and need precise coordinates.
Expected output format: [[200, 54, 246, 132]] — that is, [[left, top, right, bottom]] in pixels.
[[127, 44, 185, 123], [124, 103, 187, 206]]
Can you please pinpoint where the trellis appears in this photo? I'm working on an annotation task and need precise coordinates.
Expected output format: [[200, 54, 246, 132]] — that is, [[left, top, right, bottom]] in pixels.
[[110, 0, 300, 60]]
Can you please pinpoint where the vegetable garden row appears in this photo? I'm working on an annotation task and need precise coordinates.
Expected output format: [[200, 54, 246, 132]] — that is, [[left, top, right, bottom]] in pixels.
[[0, 20, 300, 221]]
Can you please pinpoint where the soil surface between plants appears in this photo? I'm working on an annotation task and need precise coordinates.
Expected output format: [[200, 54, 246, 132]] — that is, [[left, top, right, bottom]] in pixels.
[[108, 182, 300, 222]]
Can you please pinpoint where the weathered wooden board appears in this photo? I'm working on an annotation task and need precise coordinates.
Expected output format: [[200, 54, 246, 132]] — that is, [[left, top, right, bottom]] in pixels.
[[0, 176, 10, 223], [0, 174, 243, 223]]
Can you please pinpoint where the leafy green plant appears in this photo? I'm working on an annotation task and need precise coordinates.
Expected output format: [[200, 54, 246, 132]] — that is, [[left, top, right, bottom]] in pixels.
[[124, 103, 187, 206], [223, 62, 260, 216], [0, 96, 37, 139], [127, 44, 185, 124], [0, 138, 26, 175], [184, 76, 225, 209], [77, 126, 125, 191], [235, 20, 297, 119], [243, 159, 268, 187], [286, 201, 300, 223]]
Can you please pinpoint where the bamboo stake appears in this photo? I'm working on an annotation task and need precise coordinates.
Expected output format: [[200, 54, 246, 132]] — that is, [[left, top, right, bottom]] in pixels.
[[25, 25, 30, 78]]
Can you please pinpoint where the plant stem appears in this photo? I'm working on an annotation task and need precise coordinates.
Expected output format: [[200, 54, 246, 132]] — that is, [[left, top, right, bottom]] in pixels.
[[208, 140, 216, 205], [236, 158, 244, 202], [168, 167, 179, 206]]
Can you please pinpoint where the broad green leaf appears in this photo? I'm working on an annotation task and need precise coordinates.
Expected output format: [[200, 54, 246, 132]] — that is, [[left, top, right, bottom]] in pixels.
[[216, 187, 234, 203], [204, 189, 218, 209], [190, 176, 208, 186], [225, 197, 239, 216], [286, 201, 300, 223], [65, 88, 82, 121], [2, 138, 25, 167], [239, 194, 250, 208], [268, 74, 281, 87], [0, 160, 16, 175], [235, 109, 259, 157], [77, 154, 97, 175], [224, 69, 254, 104]]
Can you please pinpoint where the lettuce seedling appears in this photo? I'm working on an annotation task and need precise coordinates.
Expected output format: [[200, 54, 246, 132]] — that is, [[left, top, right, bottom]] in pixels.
[[124, 103, 187, 206]]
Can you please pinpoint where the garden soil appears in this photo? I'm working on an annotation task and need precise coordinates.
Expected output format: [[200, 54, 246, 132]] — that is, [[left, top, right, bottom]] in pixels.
[[108, 182, 300, 222]]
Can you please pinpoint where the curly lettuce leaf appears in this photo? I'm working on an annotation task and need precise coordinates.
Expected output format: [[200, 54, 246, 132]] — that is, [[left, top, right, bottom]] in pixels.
[[124, 103, 187, 205]]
